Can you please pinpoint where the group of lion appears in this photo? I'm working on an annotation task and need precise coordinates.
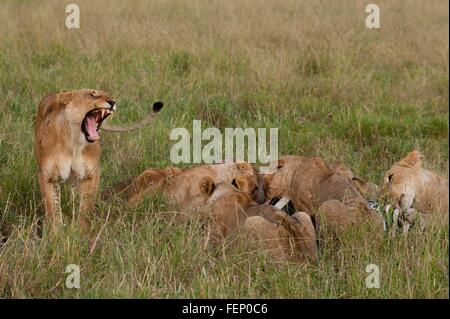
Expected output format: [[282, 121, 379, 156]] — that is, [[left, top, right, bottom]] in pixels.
[[32, 89, 449, 263]]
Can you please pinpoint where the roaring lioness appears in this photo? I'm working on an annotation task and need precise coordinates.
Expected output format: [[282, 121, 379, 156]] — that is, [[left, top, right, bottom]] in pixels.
[[35, 89, 163, 232], [380, 150, 449, 228]]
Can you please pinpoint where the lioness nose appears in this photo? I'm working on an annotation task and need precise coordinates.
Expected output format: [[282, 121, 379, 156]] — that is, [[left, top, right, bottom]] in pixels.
[[107, 100, 115, 108]]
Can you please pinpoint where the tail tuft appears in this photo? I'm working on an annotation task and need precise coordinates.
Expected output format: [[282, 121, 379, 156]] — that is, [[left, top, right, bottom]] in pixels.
[[152, 101, 164, 112]]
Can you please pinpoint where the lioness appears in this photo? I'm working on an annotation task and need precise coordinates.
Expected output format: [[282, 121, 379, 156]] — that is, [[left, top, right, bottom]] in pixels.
[[35, 89, 163, 232], [380, 150, 449, 228], [199, 179, 318, 263], [262, 156, 383, 237], [263, 156, 370, 215], [102, 162, 264, 210]]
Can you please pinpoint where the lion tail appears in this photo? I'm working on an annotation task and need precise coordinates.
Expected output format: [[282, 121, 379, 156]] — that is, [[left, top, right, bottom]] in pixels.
[[100, 101, 164, 132]]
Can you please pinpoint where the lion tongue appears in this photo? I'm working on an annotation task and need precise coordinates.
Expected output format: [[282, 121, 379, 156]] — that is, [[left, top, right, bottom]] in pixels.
[[86, 116, 99, 140]]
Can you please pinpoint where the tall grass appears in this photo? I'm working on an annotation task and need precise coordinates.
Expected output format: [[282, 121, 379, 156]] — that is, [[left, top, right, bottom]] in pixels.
[[0, 0, 448, 298]]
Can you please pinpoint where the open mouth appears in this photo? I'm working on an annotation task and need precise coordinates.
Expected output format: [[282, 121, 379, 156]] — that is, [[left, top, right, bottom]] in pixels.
[[81, 108, 113, 143]]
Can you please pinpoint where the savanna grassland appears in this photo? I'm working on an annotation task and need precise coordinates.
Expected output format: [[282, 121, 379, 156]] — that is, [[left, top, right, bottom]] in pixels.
[[0, 0, 448, 298]]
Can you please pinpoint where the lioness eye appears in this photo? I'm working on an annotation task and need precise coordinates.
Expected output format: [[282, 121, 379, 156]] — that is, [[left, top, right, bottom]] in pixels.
[[231, 178, 238, 188], [388, 174, 394, 183]]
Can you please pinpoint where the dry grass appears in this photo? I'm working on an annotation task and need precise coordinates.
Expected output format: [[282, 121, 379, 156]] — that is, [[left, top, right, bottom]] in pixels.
[[0, 0, 448, 298]]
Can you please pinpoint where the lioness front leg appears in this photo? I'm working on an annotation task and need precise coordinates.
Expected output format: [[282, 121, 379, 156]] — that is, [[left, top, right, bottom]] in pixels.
[[77, 172, 100, 232], [38, 174, 63, 232]]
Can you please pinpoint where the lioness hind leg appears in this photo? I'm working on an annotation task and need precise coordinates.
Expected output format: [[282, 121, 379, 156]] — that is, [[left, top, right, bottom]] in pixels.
[[253, 207, 318, 262], [38, 174, 63, 233], [100, 177, 133, 201], [103, 168, 177, 208], [315, 200, 354, 244], [77, 172, 100, 232], [243, 216, 289, 262], [291, 212, 318, 263]]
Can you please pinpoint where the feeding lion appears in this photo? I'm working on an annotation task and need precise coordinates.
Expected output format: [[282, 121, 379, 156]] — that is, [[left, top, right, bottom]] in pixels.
[[101, 162, 265, 210], [199, 179, 318, 263], [261, 156, 384, 238], [380, 150, 449, 230]]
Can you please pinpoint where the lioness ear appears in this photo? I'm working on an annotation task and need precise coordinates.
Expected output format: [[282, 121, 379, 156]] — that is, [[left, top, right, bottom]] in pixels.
[[352, 176, 367, 184], [277, 159, 285, 169], [165, 167, 184, 179], [90, 90, 101, 98], [401, 150, 424, 168], [232, 175, 247, 190], [351, 176, 368, 190], [57, 91, 75, 106], [236, 162, 251, 170], [199, 177, 215, 195]]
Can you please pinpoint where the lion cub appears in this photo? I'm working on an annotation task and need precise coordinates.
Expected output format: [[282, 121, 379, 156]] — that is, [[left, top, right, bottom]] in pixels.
[[35, 89, 163, 232]]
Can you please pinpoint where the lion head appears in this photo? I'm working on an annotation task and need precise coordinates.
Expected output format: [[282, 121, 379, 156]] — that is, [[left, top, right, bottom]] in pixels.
[[380, 150, 425, 211], [261, 156, 299, 201], [199, 178, 256, 240], [193, 162, 262, 204], [62, 89, 116, 143]]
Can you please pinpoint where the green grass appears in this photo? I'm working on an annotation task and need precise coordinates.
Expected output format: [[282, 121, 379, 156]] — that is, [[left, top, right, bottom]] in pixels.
[[0, 0, 448, 298]]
